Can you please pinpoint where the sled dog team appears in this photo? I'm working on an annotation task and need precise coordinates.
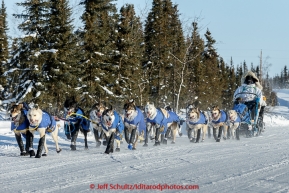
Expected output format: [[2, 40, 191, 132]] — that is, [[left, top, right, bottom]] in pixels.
[[9, 97, 260, 158]]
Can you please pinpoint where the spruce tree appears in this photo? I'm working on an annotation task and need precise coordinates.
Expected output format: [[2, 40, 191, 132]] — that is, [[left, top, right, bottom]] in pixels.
[[7, 0, 50, 104], [79, 0, 119, 108], [144, 0, 185, 108], [202, 28, 222, 108], [0, 0, 9, 98], [166, 3, 186, 109], [40, 0, 79, 112], [185, 21, 205, 109], [228, 58, 237, 105], [115, 4, 146, 106]]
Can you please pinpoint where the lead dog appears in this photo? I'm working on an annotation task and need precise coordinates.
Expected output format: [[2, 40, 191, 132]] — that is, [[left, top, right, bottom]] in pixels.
[[187, 107, 208, 143], [101, 106, 124, 154], [227, 110, 241, 140], [211, 105, 228, 142], [123, 99, 146, 150], [27, 106, 61, 158], [89, 102, 106, 147], [10, 103, 31, 156], [144, 102, 180, 146]]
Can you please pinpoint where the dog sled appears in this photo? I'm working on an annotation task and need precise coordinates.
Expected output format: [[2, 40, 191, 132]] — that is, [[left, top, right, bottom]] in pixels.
[[232, 93, 265, 138]]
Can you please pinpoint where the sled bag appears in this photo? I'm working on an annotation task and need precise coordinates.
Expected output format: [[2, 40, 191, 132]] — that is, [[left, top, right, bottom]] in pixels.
[[232, 103, 250, 123]]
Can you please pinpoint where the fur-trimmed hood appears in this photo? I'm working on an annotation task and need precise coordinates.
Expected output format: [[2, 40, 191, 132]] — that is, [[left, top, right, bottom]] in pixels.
[[241, 71, 263, 90]]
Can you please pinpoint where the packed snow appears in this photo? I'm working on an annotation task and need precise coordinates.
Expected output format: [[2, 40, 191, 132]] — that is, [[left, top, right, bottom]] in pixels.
[[1, 90, 289, 193]]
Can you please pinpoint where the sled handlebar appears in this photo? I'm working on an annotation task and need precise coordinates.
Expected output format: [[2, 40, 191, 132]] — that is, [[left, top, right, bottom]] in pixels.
[[233, 92, 259, 102]]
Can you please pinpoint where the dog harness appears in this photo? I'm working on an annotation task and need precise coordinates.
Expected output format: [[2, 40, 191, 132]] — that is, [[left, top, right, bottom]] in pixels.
[[65, 108, 90, 131], [212, 110, 227, 124], [101, 111, 124, 133], [230, 114, 241, 123], [65, 108, 83, 124], [124, 107, 146, 134], [188, 112, 207, 125], [29, 111, 56, 133], [146, 109, 168, 131], [166, 111, 180, 124]]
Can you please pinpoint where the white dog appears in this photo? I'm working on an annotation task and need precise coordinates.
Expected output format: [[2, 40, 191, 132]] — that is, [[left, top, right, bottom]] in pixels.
[[187, 107, 208, 143], [227, 110, 241, 140], [27, 106, 61, 158], [144, 102, 180, 146]]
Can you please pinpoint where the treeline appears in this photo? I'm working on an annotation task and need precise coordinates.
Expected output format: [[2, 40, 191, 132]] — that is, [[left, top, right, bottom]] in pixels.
[[0, 0, 277, 114], [272, 65, 289, 89]]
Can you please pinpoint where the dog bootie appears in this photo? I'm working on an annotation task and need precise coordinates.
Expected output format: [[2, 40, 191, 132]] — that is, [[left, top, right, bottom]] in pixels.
[[115, 148, 120, 152], [57, 148, 62, 153], [20, 151, 28, 156], [70, 144, 76, 151], [103, 140, 107, 146], [143, 143, 148, 147], [128, 144, 133, 150], [29, 149, 35, 157], [153, 141, 160, 146], [171, 141, 175, 144], [162, 138, 167, 145]]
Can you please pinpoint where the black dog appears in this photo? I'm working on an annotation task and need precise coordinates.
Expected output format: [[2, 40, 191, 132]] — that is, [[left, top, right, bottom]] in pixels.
[[63, 97, 90, 150]]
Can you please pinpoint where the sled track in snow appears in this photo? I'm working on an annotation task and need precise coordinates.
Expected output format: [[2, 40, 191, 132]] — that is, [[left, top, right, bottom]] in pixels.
[[2, 121, 289, 193]]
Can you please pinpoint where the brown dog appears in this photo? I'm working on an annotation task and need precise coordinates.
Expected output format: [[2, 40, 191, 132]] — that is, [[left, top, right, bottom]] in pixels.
[[89, 102, 106, 147], [123, 100, 145, 150], [211, 106, 228, 142], [187, 107, 208, 143], [10, 103, 30, 156]]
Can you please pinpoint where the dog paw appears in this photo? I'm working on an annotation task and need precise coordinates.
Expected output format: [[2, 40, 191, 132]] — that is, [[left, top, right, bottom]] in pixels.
[[35, 154, 41, 158], [143, 143, 148, 147], [153, 141, 160, 146], [115, 148, 120, 152], [70, 145, 76, 151], [29, 150, 35, 157], [20, 151, 29, 156]]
